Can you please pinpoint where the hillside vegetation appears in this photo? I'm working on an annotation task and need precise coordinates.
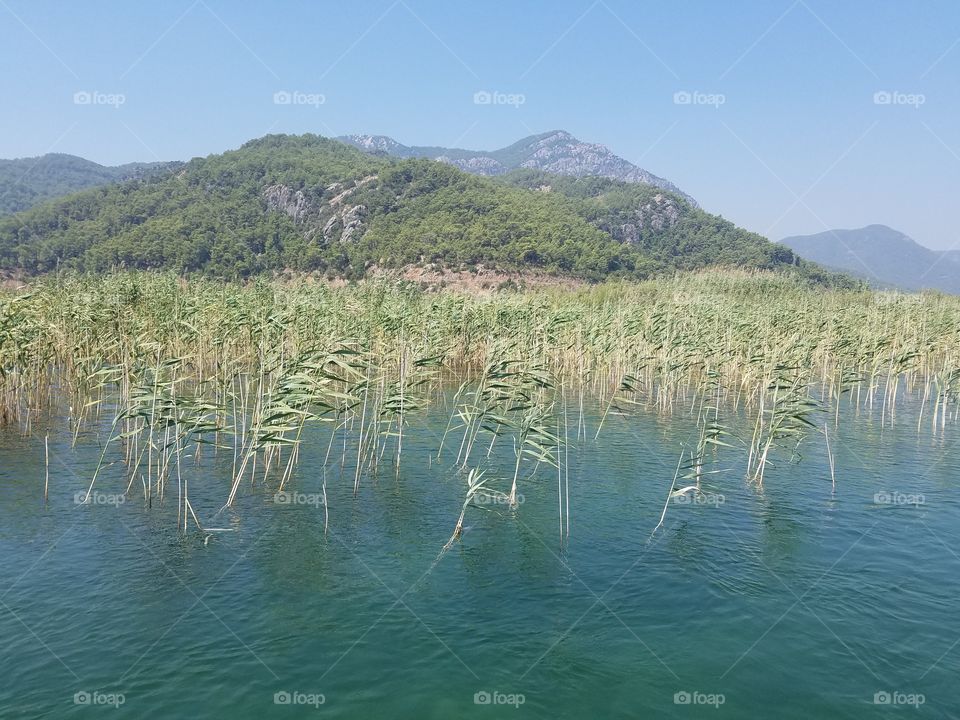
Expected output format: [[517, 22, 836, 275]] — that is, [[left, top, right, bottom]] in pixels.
[[0, 134, 850, 285], [0, 153, 177, 216]]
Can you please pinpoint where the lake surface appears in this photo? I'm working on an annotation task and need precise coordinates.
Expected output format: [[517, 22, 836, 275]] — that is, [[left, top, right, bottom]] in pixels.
[[1, 403, 958, 718]]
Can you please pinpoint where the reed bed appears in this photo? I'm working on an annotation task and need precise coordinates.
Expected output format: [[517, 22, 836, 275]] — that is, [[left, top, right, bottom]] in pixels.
[[2, 269, 958, 539]]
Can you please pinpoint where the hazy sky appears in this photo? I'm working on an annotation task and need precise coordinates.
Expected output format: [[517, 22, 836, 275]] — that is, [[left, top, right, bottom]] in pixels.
[[2, 0, 958, 249]]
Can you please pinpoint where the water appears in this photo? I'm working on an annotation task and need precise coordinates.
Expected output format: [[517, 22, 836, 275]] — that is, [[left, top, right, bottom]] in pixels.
[[1, 404, 958, 718]]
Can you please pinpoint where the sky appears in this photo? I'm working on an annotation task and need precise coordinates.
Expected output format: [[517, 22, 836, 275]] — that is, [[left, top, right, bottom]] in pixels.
[[2, 0, 959, 249]]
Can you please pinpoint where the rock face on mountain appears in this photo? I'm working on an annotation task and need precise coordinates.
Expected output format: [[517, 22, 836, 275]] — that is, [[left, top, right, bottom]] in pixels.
[[1, 133, 844, 284], [618, 194, 681, 244], [263, 184, 312, 223], [338, 135, 409, 156], [262, 175, 377, 244], [637, 193, 681, 232], [436, 155, 506, 175], [781, 225, 960, 294], [516, 132, 680, 191], [338, 130, 696, 206]]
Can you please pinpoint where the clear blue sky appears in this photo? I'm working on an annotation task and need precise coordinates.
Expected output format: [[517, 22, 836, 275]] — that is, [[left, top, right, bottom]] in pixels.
[[2, 0, 958, 248]]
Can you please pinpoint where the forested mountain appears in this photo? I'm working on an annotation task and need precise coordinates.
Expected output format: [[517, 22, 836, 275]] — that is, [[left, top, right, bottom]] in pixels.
[[0, 153, 178, 216], [782, 225, 960, 293], [0, 134, 846, 284], [338, 130, 697, 205]]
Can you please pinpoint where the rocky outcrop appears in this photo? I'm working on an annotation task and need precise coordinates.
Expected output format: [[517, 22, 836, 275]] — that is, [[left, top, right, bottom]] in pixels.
[[436, 155, 507, 175], [321, 204, 368, 243], [327, 177, 372, 208], [517, 132, 690, 202], [337, 130, 697, 206], [616, 195, 680, 243], [340, 205, 367, 242], [337, 134, 411, 156], [637, 194, 680, 231], [263, 184, 313, 223], [263, 176, 377, 244]]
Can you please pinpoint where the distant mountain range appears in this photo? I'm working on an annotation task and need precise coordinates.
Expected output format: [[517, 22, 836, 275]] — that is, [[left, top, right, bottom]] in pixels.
[[0, 154, 178, 216], [5, 142, 952, 293], [337, 130, 697, 206], [781, 225, 960, 293], [0, 133, 846, 285]]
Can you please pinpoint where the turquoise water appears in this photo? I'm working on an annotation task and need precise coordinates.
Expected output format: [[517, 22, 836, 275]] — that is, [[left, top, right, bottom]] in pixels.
[[1, 404, 958, 718]]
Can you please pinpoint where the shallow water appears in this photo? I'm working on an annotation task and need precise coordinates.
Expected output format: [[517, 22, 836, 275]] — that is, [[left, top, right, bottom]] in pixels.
[[0, 403, 958, 718]]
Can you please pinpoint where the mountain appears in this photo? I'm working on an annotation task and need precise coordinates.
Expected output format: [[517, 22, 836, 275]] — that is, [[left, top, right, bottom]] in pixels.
[[338, 130, 697, 206], [0, 153, 179, 216], [781, 225, 960, 293], [0, 133, 845, 285]]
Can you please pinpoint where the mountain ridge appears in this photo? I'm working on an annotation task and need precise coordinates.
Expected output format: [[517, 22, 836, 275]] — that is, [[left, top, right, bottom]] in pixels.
[[0, 133, 846, 286], [337, 130, 697, 206], [781, 225, 960, 293], [0, 153, 179, 216]]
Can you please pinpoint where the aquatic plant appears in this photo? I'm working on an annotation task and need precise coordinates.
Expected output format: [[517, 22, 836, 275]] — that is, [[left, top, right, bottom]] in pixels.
[[0, 269, 956, 542]]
